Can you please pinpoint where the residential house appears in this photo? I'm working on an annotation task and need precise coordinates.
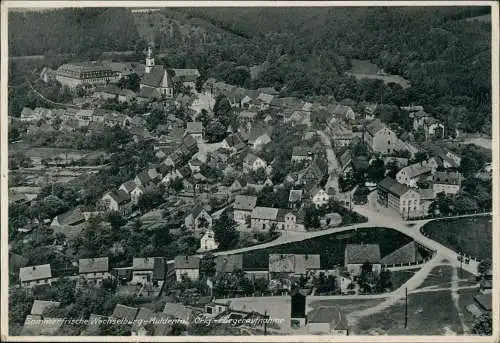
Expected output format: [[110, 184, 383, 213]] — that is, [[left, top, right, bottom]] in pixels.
[[291, 147, 313, 163], [78, 257, 111, 286], [243, 153, 267, 173], [364, 118, 398, 154], [339, 150, 353, 175], [119, 180, 138, 195], [182, 134, 199, 157], [221, 132, 247, 152], [131, 307, 155, 336], [50, 206, 86, 240], [239, 110, 258, 124], [377, 177, 422, 219], [188, 158, 203, 173], [131, 257, 166, 285], [215, 255, 243, 275], [174, 256, 200, 282], [344, 244, 382, 277], [413, 110, 445, 139], [20, 264, 52, 288], [251, 206, 279, 231], [288, 189, 303, 209], [383, 157, 409, 169], [277, 209, 305, 232], [252, 93, 274, 110], [198, 229, 219, 253], [184, 204, 213, 233], [30, 300, 60, 319], [331, 104, 356, 122], [306, 306, 349, 335], [100, 190, 131, 213], [396, 162, 434, 187], [428, 150, 462, 170], [269, 254, 320, 278], [233, 195, 258, 224], [247, 125, 272, 150], [112, 304, 139, 323], [134, 171, 154, 188], [308, 185, 333, 207], [171, 68, 200, 89], [433, 171, 463, 195], [20, 107, 40, 122], [297, 157, 328, 186], [163, 302, 193, 324], [20, 315, 64, 336], [186, 122, 203, 143]]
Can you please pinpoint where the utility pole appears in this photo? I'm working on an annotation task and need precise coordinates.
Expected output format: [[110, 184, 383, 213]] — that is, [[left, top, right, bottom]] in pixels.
[[404, 287, 408, 329], [264, 309, 268, 335]]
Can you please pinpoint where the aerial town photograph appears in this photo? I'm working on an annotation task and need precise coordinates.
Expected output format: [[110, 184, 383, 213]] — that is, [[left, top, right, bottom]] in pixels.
[[3, 3, 495, 339]]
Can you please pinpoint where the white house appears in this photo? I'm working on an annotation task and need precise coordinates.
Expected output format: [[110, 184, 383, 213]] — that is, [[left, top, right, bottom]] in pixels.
[[396, 162, 434, 188], [20, 264, 53, 288], [131, 257, 166, 285], [309, 186, 332, 207], [130, 186, 145, 205], [78, 257, 111, 286], [291, 147, 313, 163], [378, 177, 422, 219], [174, 256, 200, 282], [433, 171, 462, 195], [100, 190, 131, 213], [198, 229, 219, 253], [243, 153, 267, 173], [364, 119, 398, 154]]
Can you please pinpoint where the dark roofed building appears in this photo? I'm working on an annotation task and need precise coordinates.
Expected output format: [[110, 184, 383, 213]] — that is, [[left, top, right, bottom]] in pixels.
[[344, 244, 381, 277], [306, 306, 349, 335], [112, 304, 139, 322], [50, 207, 86, 239], [215, 255, 244, 275]]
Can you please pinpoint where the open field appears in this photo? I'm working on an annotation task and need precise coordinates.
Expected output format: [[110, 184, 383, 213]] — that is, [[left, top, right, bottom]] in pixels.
[[390, 269, 420, 290], [421, 215, 492, 261], [242, 227, 430, 270], [308, 298, 385, 313], [346, 59, 411, 89], [353, 290, 464, 335]]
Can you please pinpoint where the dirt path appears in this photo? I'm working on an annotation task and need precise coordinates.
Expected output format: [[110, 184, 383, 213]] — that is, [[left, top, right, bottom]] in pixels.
[[450, 263, 469, 334]]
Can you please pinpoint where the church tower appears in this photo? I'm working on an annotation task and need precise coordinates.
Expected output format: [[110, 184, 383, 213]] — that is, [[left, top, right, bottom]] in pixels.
[[145, 46, 155, 74]]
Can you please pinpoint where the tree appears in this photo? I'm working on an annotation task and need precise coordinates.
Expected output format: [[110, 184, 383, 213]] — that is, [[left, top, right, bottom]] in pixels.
[[213, 95, 232, 126], [213, 210, 239, 249], [199, 253, 216, 279], [366, 158, 386, 182], [303, 204, 320, 229], [472, 313, 492, 335], [204, 120, 227, 143], [75, 85, 86, 97], [413, 151, 428, 163], [376, 268, 392, 292]]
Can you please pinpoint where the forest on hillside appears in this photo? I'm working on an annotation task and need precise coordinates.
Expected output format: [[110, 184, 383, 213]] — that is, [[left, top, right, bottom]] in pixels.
[[8, 6, 492, 134]]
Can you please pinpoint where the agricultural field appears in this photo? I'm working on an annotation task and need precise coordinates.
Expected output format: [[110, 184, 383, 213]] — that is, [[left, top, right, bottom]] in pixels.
[[242, 227, 431, 270], [421, 215, 492, 261]]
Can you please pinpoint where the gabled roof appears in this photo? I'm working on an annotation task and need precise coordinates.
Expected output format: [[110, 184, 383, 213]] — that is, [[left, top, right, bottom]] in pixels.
[[399, 162, 433, 179], [244, 153, 264, 165], [248, 125, 272, 144], [30, 300, 60, 316], [133, 257, 162, 271], [20, 264, 52, 282], [433, 171, 462, 185], [289, 189, 303, 203], [380, 241, 423, 265], [256, 93, 274, 104], [53, 207, 85, 226], [215, 255, 243, 274], [307, 306, 348, 330], [138, 86, 162, 99], [251, 206, 278, 220], [365, 118, 387, 136], [339, 149, 352, 169], [186, 121, 203, 134], [136, 171, 152, 185], [234, 195, 258, 211], [163, 302, 192, 323], [121, 180, 138, 193], [105, 189, 131, 205], [79, 257, 109, 274], [345, 244, 381, 264], [292, 146, 312, 157], [190, 203, 208, 218], [112, 304, 139, 321], [174, 255, 200, 269], [131, 307, 155, 333], [141, 65, 171, 88], [378, 177, 412, 198]]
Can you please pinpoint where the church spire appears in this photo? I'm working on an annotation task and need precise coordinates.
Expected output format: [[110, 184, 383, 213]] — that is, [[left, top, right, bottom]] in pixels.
[[145, 45, 155, 74]]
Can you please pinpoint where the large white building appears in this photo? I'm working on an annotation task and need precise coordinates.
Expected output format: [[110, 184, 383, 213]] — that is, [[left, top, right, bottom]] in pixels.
[[56, 61, 118, 89]]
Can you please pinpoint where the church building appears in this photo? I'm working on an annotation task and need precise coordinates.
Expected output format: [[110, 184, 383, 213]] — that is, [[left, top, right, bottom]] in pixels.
[[139, 46, 174, 98]]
